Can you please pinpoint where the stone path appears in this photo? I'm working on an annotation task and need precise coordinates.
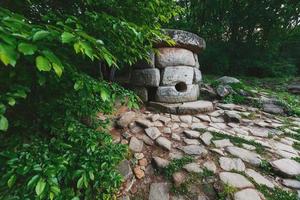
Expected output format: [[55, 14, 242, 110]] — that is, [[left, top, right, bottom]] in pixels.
[[113, 102, 300, 200]]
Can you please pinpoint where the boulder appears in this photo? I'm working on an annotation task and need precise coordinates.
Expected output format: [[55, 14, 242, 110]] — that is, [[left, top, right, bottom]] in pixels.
[[130, 68, 160, 87], [116, 111, 136, 128], [263, 103, 284, 115], [216, 85, 232, 97], [155, 84, 199, 103], [156, 29, 206, 53], [156, 48, 196, 67], [287, 82, 300, 94], [161, 66, 194, 85], [217, 76, 240, 84]]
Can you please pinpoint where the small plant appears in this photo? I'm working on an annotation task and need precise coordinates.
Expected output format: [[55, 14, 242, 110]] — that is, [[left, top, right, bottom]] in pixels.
[[259, 160, 273, 175], [218, 184, 237, 200], [293, 142, 300, 151], [162, 156, 193, 179], [257, 185, 298, 200]]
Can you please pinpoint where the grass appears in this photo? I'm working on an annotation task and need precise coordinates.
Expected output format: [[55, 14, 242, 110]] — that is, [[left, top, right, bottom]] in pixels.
[[217, 184, 237, 200], [162, 156, 193, 179], [259, 160, 274, 175], [207, 130, 265, 154], [257, 185, 298, 200]]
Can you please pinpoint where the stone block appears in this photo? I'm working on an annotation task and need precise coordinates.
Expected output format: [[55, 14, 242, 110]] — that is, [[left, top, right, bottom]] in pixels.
[[132, 87, 148, 102], [156, 48, 195, 68], [130, 68, 160, 87], [193, 68, 202, 84], [155, 84, 199, 103], [161, 66, 194, 86], [194, 53, 200, 68]]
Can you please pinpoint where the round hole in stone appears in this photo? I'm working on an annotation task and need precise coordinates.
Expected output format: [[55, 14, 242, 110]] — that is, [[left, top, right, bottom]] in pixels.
[[175, 82, 187, 92]]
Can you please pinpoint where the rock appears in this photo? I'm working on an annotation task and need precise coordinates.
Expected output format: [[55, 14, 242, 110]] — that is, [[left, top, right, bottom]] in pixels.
[[200, 132, 213, 145], [226, 146, 261, 166], [249, 127, 270, 138], [271, 159, 300, 177], [219, 157, 245, 172], [145, 127, 162, 140], [159, 116, 171, 124], [183, 138, 200, 145], [224, 111, 241, 123], [213, 139, 233, 148], [155, 84, 199, 103], [161, 66, 194, 85], [130, 68, 160, 87], [134, 153, 144, 160], [191, 123, 207, 130], [263, 103, 284, 114], [172, 171, 187, 186], [242, 144, 256, 151], [196, 114, 211, 122], [157, 29, 206, 53], [156, 137, 172, 151], [149, 182, 169, 200], [194, 53, 200, 68], [133, 166, 145, 179], [163, 127, 172, 134], [172, 133, 181, 141], [117, 111, 136, 128], [129, 137, 144, 152], [193, 68, 202, 84], [139, 158, 148, 166], [180, 145, 208, 156], [217, 76, 240, 84], [216, 85, 231, 97], [132, 87, 148, 102], [183, 163, 203, 173], [156, 48, 196, 68], [245, 169, 274, 188], [203, 161, 217, 173], [148, 101, 181, 114], [219, 172, 254, 189], [153, 157, 170, 169], [118, 195, 130, 200], [135, 119, 153, 128], [288, 83, 300, 94], [234, 188, 262, 200], [178, 100, 214, 115], [142, 135, 154, 146], [180, 115, 193, 124], [282, 179, 300, 189], [210, 117, 225, 123], [184, 130, 201, 138], [117, 160, 133, 179]]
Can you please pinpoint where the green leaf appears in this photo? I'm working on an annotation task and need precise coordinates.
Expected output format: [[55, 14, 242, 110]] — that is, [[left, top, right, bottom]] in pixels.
[[36, 56, 51, 71], [0, 115, 8, 131], [50, 185, 61, 195], [33, 30, 50, 41], [18, 43, 37, 55], [27, 175, 40, 189], [35, 178, 46, 196], [61, 32, 75, 43], [7, 175, 16, 188], [7, 97, 16, 106], [0, 104, 6, 114], [76, 176, 84, 189], [100, 89, 110, 102], [74, 80, 83, 90], [0, 43, 18, 66], [53, 63, 63, 77], [88, 171, 94, 181]]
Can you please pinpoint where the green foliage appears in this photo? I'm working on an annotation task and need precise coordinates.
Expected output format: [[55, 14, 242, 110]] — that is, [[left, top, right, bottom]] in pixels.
[[162, 156, 193, 179], [217, 184, 237, 200], [257, 185, 298, 200], [259, 160, 273, 175]]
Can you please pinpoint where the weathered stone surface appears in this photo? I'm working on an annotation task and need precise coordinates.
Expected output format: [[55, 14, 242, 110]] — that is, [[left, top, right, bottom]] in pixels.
[[135, 119, 153, 128], [216, 85, 231, 97], [180, 145, 208, 156], [226, 146, 261, 166], [196, 114, 211, 122], [179, 115, 193, 124], [129, 137, 144, 152], [282, 179, 300, 189], [288, 83, 300, 94], [219, 157, 245, 172], [200, 132, 213, 145], [155, 84, 199, 103], [156, 48, 196, 68], [132, 87, 148, 102], [245, 169, 274, 188], [133, 51, 155, 69], [234, 189, 262, 200], [172, 133, 181, 141], [213, 139, 233, 148], [145, 127, 162, 140], [217, 76, 240, 84], [148, 101, 180, 114], [184, 130, 201, 138], [194, 53, 200, 68], [117, 160, 133, 179], [156, 137, 172, 151], [130, 68, 160, 87], [271, 159, 300, 177], [117, 111, 136, 128], [183, 138, 200, 145], [156, 29, 206, 53], [172, 171, 187, 186], [178, 101, 214, 115], [183, 163, 203, 173], [133, 166, 145, 179], [142, 135, 154, 146], [153, 156, 170, 169], [161, 66, 194, 85], [203, 160, 217, 173], [224, 111, 241, 123], [263, 103, 284, 114], [219, 172, 254, 189], [193, 68, 202, 84], [149, 182, 169, 200]]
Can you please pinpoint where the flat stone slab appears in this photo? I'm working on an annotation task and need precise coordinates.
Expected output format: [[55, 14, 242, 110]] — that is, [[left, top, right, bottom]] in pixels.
[[149, 182, 169, 200], [117, 160, 133, 180], [271, 158, 300, 177], [148, 100, 214, 115], [226, 146, 261, 166], [219, 157, 245, 172], [156, 29, 206, 53], [219, 172, 254, 189], [282, 179, 300, 189], [245, 169, 274, 188], [130, 68, 160, 87], [145, 127, 162, 140], [129, 137, 144, 152], [200, 132, 213, 145], [183, 163, 203, 173], [184, 130, 201, 138], [156, 48, 196, 68], [155, 84, 199, 103], [213, 139, 233, 148], [179, 145, 208, 156], [156, 137, 172, 150], [234, 188, 262, 200]]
